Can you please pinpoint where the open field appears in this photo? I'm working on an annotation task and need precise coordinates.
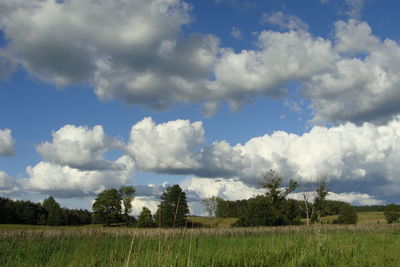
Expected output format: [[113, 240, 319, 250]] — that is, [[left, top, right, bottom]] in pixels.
[[189, 211, 386, 227], [320, 211, 386, 225], [1, 223, 400, 266], [187, 216, 238, 228]]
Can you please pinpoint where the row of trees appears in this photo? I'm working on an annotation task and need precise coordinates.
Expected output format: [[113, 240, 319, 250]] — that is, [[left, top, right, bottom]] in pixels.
[[203, 170, 358, 226], [2, 169, 399, 227], [0, 196, 91, 225], [92, 184, 191, 228]]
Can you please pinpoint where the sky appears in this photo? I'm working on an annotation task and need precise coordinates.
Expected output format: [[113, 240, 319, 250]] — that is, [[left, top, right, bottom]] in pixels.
[[1, 0, 400, 215]]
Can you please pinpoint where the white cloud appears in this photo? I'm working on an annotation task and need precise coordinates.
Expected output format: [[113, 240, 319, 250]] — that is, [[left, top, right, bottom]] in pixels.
[[334, 20, 380, 55], [23, 155, 135, 198], [181, 177, 264, 200], [127, 116, 400, 200], [305, 20, 400, 124], [288, 191, 384, 206], [0, 129, 15, 156], [37, 125, 122, 170], [261, 12, 308, 31], [0, 170, 17, 193], [1, 1, 400, 125], [20, 124, 135, 198], [327, 192, 384, 206], [131, 196, 160, 216], [127, 117, 204, 173], [208, 30, 336, 111], [0, 0, 220, 109]]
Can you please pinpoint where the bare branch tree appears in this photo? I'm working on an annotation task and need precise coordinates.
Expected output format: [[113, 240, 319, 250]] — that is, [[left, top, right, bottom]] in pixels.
[[297, 180, 314, 226]]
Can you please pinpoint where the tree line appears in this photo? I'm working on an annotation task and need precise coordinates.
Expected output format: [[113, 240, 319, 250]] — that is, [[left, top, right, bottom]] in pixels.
[[203, 170, 400, 226], [1, 170, 400, 227], [0, 196, 91, 225]]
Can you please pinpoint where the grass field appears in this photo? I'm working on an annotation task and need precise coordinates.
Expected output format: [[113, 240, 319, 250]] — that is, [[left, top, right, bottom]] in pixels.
[[320, 211, 387, 225], [190, 211, 387, 227], [1, 223, 400, 266], [1, 212, 399, 266]]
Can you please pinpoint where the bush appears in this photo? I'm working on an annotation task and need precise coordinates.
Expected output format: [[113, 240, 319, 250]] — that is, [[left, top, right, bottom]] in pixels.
[[333, 204, 357, 225], [384, 204, 400, 224]]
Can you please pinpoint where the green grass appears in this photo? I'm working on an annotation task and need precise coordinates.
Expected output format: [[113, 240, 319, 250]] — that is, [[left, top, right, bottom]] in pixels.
[[320, 211, 386, 224], [1, 224, 400, 266], [187, 216, 238, 228]]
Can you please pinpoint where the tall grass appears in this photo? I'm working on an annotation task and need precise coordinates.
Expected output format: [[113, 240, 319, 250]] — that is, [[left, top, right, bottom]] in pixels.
[[1, 224, 400, 266]]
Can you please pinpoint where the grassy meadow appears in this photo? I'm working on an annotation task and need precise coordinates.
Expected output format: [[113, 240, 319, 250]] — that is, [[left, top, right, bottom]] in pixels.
[[1, 212, 400, 266]]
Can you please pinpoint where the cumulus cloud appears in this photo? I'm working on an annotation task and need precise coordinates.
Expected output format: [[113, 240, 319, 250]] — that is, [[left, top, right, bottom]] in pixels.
[[326, 192, 384, 206], [181, 177, 264, 200], [37, 125, 122, 170], [289, 191, 384, 206], [23, 155, 135, 198], [131, 196, 160, 216], [261, 12, 308, 31], [305, 20, 400, 124], [0, 0, 220, 109], [0, 129, 15, 156], [128, 116, 400, 200], [208, 29, 336, 111], [127, 117, 204, 173], [334, 20, 380, 55], [22, 124, 134, 198], [0, 170, 18, 193], [1, 1, 400, 124]]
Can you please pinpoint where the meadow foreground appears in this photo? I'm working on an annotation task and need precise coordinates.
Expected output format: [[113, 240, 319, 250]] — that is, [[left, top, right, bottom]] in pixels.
[[1, 223, 400, 267]]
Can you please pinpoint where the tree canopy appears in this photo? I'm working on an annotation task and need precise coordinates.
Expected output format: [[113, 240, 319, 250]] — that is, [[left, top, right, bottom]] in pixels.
[[42, 196, 63, 226], [119, 185, 135, 226], [92, 188, 122, 226], [137, 207, 155, 228], [155, 184, 189, 227]]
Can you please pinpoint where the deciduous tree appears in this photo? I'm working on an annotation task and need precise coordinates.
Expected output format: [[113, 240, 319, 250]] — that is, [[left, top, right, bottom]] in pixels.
[[42, 196, 63, 226], [119, 185, 135, 226], [155, 184, 189, 227], [137, 207, 155, 228], [92, 188, 122, 226], [202, 196, 221, 217]]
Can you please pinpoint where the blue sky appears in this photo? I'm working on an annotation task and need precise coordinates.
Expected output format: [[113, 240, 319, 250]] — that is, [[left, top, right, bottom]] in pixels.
[[1, 0, 400, 214]]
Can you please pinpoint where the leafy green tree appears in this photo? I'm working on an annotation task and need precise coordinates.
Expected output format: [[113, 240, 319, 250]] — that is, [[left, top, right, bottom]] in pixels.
[[202, 196, 221, 217], [137, 207, 155, 228], [333, 204, 358, 224], [42, 196, 63, 226], [155, 185, 189, 227], [216, 199, 247, 218], [92, 188, 122, 226], [384, 204, 400, 224], [262, 169, 297, 225], [235, 196, 275, 226], [119, 185, 135, 226]]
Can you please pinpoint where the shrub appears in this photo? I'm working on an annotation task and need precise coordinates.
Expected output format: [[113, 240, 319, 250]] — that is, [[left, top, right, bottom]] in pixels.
[[333, 204, 357, 225], [384, 204, 400, 224]]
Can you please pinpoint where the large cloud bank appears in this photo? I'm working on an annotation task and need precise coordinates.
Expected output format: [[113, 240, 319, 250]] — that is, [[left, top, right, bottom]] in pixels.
[[5, 115, 399, 205], [1, 1, 400, 123], [127, 117, 400, 200]]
